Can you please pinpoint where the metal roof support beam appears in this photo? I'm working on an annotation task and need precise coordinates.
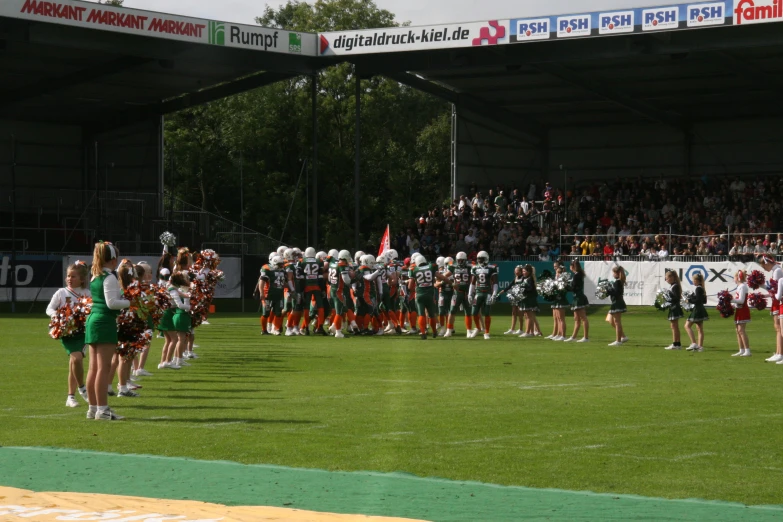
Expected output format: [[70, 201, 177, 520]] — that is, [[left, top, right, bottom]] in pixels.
[[532, 62, 687, 132], [84, 71, 297, 134], [385, 71, 544, 145]]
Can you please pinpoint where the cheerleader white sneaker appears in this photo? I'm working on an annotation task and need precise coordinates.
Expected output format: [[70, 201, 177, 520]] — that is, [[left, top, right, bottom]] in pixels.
[[731, 350, 744, 357], [741, 350, 752, 357], [202, 320, 210, 325], [576, 338, 590, 343], [534, 332, 543, 337], [135, 368, 153, 377], [518, 333, 532, 338], [65, 396, 79, 408], [513, 329, 522, 334], [774, 358, 783, 365], [686, 344, 698, 351], [78, 387, 89, 402], [664, 344, 680, 350], [766, 354, 783, 362], [620, 336, 629, 343], [504, 329, 515, 335], [608, 341, 622, 346], [545, 334, 554, 339], [95, 408, 124, 421], [167, 362, 182, 370], [563, 337, 575, 343]]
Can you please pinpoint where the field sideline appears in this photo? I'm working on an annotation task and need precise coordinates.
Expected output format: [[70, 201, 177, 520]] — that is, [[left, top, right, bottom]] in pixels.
[[1, 306, 782, 509]]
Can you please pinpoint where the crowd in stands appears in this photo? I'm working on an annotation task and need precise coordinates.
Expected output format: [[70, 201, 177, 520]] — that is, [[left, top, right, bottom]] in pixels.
[[394, 176, 783, 261]]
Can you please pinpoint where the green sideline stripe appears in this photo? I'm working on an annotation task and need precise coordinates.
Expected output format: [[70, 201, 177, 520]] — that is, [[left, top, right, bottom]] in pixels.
[[1, 447, 782, 521]]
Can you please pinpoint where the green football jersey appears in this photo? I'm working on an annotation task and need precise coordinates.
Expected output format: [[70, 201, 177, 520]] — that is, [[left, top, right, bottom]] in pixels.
[[411, 263, 437, 297], [471, 264, 498, 294], [450, 263, 471, 292]]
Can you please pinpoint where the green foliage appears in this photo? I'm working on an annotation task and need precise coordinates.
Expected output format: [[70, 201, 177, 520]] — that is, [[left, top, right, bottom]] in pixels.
[[165, 0, 450, 249], [99, 0, 124, 6], [3, 307, 783, 506]]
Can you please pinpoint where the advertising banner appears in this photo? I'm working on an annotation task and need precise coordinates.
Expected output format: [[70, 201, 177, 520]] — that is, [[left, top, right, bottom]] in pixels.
[[64, 255, 242, 298], [511, 2, 731, 42], [583, 261, 659, 307], [318, 20, 508, 55], [0, 254, 63, 302], [1, 0, 315, 55], [662, 261, 764, 306]]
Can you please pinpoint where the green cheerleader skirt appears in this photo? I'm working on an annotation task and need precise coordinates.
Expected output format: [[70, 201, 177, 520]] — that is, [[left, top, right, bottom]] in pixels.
[[173, 309, 191, 332], [84, 312, 119, 345], [158, 309, 175, 332], [61, 334, 86, 355]]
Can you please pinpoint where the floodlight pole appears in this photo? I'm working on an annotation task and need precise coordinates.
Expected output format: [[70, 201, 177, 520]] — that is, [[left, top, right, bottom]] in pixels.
[[312, 74, 319, 248], [10, 135, 17, 313], [240, 152, 245, 313], [354, 72, 361, 251]]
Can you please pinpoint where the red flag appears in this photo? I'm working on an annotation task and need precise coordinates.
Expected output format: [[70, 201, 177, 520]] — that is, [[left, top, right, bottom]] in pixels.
[[378, 225, 390, 257]]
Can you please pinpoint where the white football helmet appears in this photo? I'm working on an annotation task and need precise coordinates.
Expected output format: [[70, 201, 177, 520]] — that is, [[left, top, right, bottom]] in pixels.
[[376, 253, 386, 265], [283, 248, 294, 262], [277, 246, 287, 256], [292, 247, 302, 260], [354, 251, 365, 263], [477, 251, 489, 266], [445, 257, 454, 266], [272, 255, 284, 268], [338, 249, 352, 263], [362, 254, 376, 266], [328, 249, 339, 259], [414, 253, 426, 266], [386, 249, 398, 262], [436, 256, 445, 268], [269, 252, 277, 263], [316, 251, 327, 261], [304, 247, 316, 259], [456, 252, 468, 266]]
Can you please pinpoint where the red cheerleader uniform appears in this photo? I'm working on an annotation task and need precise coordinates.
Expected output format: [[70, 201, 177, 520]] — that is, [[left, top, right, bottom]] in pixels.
[[733, 283, 750, 324]]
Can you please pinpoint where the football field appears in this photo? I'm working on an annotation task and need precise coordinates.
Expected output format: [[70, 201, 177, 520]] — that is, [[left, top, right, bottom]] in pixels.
[[1, 307, 783, 520]]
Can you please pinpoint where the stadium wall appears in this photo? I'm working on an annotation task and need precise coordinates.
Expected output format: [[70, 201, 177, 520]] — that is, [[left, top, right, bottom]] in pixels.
[[453, 115, 783, 193]]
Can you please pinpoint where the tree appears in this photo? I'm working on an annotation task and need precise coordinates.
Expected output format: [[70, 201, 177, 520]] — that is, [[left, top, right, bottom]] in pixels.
[[99, 0, 124, 6], [165, 0, 451, 250]]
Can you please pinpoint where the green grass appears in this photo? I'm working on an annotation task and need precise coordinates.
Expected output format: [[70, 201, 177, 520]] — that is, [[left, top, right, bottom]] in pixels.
[[1, 307, 782, 506]]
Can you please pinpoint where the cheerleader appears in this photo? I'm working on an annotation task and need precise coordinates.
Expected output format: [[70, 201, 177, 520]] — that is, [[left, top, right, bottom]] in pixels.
[[518, 264, 541, 338], [731, 270, 751, 357], [176, 248, 199, 360], [156, 267, 170, 338], [684, 272, 708, 352], [46, 261, 91, 408], [501, 266, 524, 335], [549, 264, 569, 341], [664, 271, 684, 350], [168, 272, 192, 367], [132, 262, 154, 378], [84, 241, 129, 421], [565, 259, 590, 343], [114, 261, 140, 398], [607, 266, 627, 346], [759, 255, 783, 362]]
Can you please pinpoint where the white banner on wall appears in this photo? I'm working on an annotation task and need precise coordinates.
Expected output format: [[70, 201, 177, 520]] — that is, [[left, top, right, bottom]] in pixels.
[[2, 0, 315, 55], [584, 260, 767, 307], [64, 256, 241, 298]]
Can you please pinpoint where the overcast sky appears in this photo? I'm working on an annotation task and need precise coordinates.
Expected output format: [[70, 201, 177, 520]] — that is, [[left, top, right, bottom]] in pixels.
[[89, 0, 672, 26]]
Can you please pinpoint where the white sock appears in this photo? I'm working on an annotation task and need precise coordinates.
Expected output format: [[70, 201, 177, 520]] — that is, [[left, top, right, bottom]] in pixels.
[[744, 348, 751, 354], [97, 405, 109, 413], [119, 385, 129, 393], [88, 405, 97, 413], [107, 385, 113, 392]]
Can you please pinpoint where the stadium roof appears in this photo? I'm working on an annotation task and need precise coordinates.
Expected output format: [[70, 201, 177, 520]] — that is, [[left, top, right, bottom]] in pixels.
[[317, 1, 783, 144], [0, 0, 320, 130]]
